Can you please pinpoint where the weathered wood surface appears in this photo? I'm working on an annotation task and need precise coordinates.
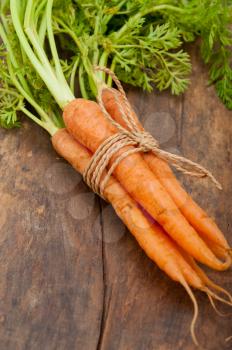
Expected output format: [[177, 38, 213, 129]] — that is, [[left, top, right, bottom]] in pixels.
[[0, 43, 231, 350]]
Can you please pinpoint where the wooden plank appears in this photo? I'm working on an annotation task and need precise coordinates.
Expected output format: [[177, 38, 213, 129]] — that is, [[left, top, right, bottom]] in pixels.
[[0, 41, 231, 350], [0, 125, 104, 350]]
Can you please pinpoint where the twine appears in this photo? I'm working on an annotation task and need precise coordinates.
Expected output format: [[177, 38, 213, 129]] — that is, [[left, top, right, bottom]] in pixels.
[[83, 66, 222, 198]]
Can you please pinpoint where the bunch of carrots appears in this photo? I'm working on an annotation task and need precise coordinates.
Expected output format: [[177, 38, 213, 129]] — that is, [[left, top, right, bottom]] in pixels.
[[58, 94, 232, 346], [0, 0, 231, 345]]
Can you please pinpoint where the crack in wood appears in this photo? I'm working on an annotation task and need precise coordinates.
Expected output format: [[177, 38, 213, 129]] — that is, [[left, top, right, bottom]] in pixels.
[[96, 198, 107, 350]]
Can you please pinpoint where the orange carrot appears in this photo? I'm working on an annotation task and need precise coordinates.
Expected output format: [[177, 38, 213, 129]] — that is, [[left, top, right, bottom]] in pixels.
[[102, 88, 230, 251], [52, 129, 207, 290], [51, 129, 201, 285], [63, 99, 230, 270], [53, 128, 232, 346], [144, 153, 230, 247]]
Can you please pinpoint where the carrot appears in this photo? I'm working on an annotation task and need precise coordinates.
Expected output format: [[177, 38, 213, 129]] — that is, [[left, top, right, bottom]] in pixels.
[[101, 88, 230, 251], [63, 99, 230, 270], [144, 153, 230, 247], [51, 129, 201, 345], [140, 207, 232, 301], [51, 129, 203, 285], [53, 128, 232, 346], [51, 129, 201, 286]]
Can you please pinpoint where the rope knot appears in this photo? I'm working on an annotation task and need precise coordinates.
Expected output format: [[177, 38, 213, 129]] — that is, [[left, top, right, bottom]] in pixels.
[[129, 130, 159, 152]]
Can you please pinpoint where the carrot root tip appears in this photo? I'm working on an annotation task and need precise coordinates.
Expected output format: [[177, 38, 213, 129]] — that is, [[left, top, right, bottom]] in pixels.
[[205, 281, 232, 303], [225, 335, 232, 342], [207, 293, 232, 317], [203, 287, 232, 307], [181, 278, 200, 347]]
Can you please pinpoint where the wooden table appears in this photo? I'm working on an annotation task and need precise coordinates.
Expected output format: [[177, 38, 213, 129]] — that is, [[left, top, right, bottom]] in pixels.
[[0, 43, 231, 350]]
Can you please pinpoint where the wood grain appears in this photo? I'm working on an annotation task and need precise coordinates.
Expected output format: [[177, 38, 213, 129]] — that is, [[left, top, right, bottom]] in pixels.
[[0, 43, 231, 350]]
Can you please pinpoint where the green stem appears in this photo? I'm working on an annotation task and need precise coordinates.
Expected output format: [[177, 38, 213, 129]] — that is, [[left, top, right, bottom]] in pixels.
[[0, 12, 8, 32], [10, 0, 57, 97], [113, 44, 145, 49], [38, 8, 47, 46], [21, 106, 58, 135], [35, 0, 47, 27], [8, 58, 54, 125], [53, 17, 98, 96], [93, 15, 100, 65], [107, 56, 116, 87], [46, 0, 69, 86], [8, 58, 59, 135], [79, 63, 89, 99], [10, 0, 74, 108], [70, 57, 80, 94], [97, 51, 109, 83], [24, 0, 58, 79], [50, 106, 65, 129]]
